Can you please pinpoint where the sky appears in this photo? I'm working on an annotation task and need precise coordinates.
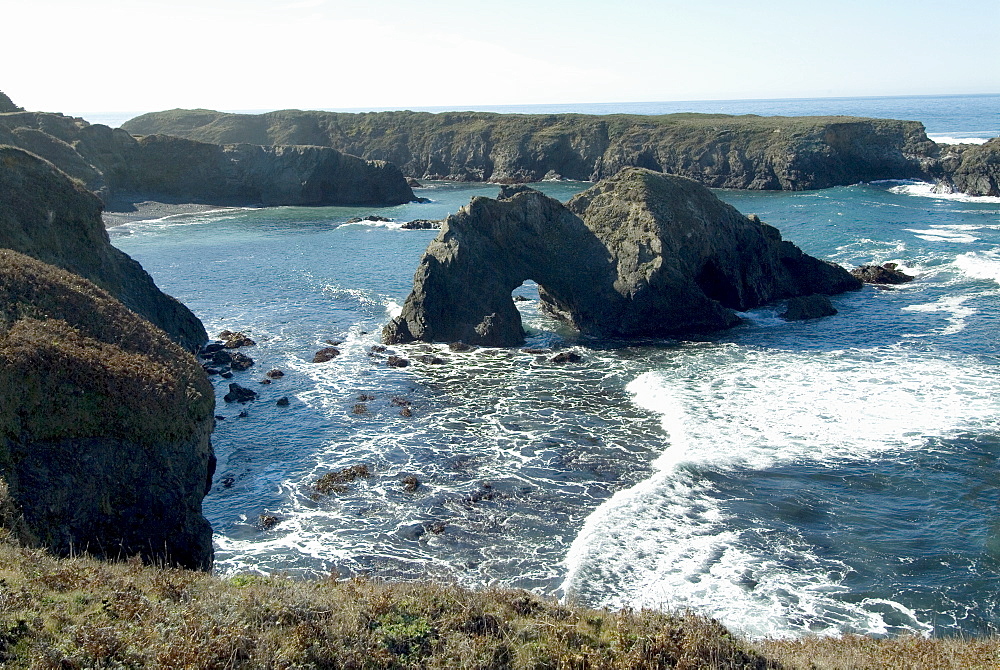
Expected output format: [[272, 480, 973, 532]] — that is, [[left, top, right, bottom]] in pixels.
[[5, 0, 999, 115]]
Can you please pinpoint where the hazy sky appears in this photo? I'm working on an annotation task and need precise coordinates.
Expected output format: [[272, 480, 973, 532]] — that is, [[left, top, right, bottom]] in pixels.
[[6, 0, 999, 114]]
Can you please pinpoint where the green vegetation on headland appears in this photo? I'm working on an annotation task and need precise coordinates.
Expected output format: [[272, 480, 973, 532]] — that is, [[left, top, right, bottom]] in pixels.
[[0, 533, 997, 669], [122, 106, 1000, 197], [123, 107, 941, 191]]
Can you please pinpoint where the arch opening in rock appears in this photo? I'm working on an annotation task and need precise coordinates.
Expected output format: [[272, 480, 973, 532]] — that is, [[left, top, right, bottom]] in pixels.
[[383, 169, 861, 347]]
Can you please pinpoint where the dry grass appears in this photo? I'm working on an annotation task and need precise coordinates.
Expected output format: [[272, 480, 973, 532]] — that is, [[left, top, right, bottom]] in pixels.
[[1, 531, 998, 668], [0, 532, 770, 669], [756, 634, 1000, 670]]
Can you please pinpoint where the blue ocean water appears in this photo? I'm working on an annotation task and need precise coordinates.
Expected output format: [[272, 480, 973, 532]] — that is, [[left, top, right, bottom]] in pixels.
[[108, 97, 1000, 640]]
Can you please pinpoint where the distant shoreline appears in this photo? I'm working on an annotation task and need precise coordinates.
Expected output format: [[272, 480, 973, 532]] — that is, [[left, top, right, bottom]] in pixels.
[[102, 201, 227, 228]]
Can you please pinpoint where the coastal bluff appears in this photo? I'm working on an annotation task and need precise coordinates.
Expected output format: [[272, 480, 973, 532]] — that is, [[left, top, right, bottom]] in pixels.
[[0, 93, 415, 209], [0, 250, 216, 570], [123, 107, 939, 190], [383, 168, 860, 347], [0, 147, 216, 569], [0, 146, 207, 351]]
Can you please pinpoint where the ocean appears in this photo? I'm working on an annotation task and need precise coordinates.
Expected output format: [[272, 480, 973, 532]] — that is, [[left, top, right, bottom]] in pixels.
[[108, 94, 1000, 640]]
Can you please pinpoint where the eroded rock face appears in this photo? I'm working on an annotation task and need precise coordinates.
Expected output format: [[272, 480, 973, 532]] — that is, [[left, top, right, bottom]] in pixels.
[[0, 111, 416, 207], [384, 169, 860, 346], [0, 250, 215, 569], [0, 147, 207, 351], [946, 138, 1000, 197]]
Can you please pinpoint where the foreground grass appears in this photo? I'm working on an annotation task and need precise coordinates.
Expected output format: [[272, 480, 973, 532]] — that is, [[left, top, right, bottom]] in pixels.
[[1, 533, 997, 669], [756, 635, 1000, 670], [0, 534, 769, 669]]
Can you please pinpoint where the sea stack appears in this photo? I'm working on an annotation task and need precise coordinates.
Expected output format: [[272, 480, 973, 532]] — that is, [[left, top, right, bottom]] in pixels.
[[384, 168, 860, 346]]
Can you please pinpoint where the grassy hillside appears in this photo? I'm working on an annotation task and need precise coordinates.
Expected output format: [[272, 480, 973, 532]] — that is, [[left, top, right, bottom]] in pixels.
[[1, 532, 996, 668]]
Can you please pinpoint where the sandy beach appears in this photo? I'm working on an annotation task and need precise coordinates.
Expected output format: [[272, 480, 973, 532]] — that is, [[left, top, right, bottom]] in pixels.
[[102, 200, 228, 227]]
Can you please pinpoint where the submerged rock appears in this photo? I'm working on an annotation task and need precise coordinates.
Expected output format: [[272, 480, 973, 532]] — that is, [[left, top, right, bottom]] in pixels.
[[383, 169, 860, 347], [781, 294, 838, 321]]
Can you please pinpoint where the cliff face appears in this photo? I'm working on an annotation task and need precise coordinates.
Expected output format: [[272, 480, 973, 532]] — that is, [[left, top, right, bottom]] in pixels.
[[383, 169, 860, 347], [123, 108, 940, 191], [943, 138, 1000, 197], [122, 135, 415, 206], [0, 146, 208, 351], [0, 111, 415, 207], [0, 249, 215, 569]]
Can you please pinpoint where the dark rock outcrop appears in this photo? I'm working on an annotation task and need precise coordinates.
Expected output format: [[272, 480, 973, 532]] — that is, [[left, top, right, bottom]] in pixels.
[[223, 383, 257, 403], [781, 294, 838, 321], [0, 250, 215, 569], [851, 263, 914, 284], [940, 138, 1000, 197], [123, 108, 939, 191], [0, 91, 23, 113], [313, 347, 341, 363], [401, 219, 442, 230], [0, 111, 415, 208], [0, 146, 207, 351], [384, 169, 860, 347]]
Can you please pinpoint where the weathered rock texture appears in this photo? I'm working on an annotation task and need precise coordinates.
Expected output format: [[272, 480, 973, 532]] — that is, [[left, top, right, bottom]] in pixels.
[[0, 249, 215, 569], [123, 108, 941, 191], [383, 169, 860, 346], [0, 91, 22, 113], [0, 110, 415, 208], [0, 146, 207, 351], [938, 138, 1000, 197]]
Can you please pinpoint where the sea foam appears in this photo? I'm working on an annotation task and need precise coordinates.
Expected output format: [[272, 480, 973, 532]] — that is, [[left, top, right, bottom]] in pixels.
[[561, 345, 1000, 638]]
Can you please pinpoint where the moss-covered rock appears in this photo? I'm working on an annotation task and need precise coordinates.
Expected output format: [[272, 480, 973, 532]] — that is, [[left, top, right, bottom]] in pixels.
[[0, 146, 207, 350], [0, 249, 215, 569]]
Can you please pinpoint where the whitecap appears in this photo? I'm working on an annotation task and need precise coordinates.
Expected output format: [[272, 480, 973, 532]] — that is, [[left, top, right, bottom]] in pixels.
[[904, 228, 979, 243], [901, 295, 975, 336], [561, 346, 1000, 638], [927, 134, 995, 145], [888, 182, 1000, 204], [955, 250, 1000, 285]]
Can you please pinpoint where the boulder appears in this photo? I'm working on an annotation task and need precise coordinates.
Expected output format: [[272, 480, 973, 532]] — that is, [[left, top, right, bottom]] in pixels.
[[312, 347, 341, 363], [850, 263, 914, 284], [0, 147, 208, 351], [223, 383, 257, 403], [781, 294, 838, 321], [383, 169, 860, 347], [220, 330, 256, 348], [0, 250, 215, 569], [229, 351, 254, 371]]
